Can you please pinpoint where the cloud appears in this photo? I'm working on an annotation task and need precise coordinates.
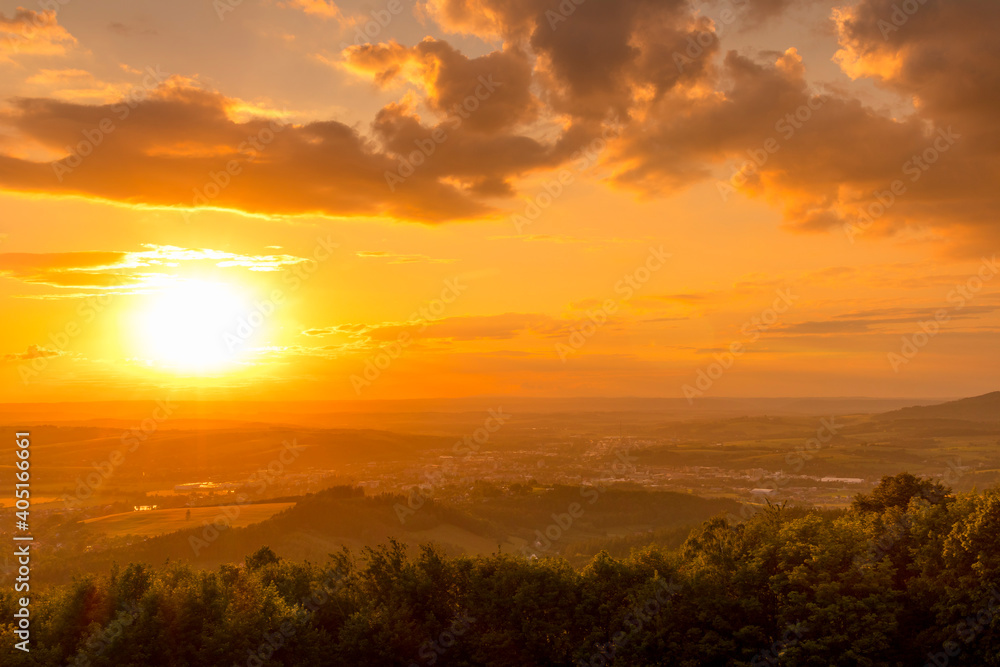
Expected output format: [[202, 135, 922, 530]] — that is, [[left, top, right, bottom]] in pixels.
[[420, 0, 718, 120], [778, 305, 998, 335], [413, 0, 1000, 251], [21, 68, 156, 105], [488, 234, 642, 246], [107, 21, 157, 36], [828, 0, 1000, 249], [0, 251, 133, 288], [369, 98, 584, 198], [1, 0, 996, 251], [24, 69, 94, 85], [598, 41, 1000, 254], [131, 245, 309, 271], [306, 313, 569, 346], [0, 245, 312, 289], [3, 344, 63, 361], [341, 37, 589, 198], [611, 48, 925, 196], [0, 81, 494, 221], [0, 8, 77, 61], [712, 0, 813, 28], [345, 39, 539, 133], [280, 0, 344, 20], [641, 293, 711, 305], [355, 251, 456, 264], [417, 0, 538, 39]]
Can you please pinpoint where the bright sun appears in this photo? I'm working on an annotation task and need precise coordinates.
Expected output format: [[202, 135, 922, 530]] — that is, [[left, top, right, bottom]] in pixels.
[[136, 280, 253, 372]]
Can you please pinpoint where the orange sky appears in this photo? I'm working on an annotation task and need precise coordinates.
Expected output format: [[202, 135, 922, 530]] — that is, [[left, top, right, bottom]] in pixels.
[[0, 0, 997, 401]]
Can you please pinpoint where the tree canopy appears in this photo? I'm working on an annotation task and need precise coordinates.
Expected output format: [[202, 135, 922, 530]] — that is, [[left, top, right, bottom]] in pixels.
[[3, 474, 999, 666]]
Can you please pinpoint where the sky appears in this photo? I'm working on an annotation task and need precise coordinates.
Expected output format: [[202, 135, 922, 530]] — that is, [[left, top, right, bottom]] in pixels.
[[0, 0, 997, 402]]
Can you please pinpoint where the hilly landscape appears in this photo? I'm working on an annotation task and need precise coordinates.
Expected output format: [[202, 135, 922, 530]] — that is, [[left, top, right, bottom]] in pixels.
[[3, 394, 999, 665], [3, 393, 997, 587]]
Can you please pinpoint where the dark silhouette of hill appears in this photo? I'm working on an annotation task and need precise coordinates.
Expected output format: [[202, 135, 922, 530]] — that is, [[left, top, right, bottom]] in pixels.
[[0, 396, 947, 431], [875, 391, 1000, 422]]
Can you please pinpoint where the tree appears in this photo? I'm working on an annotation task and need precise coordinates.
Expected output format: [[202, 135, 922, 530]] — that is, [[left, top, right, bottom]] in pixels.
[[852, 472, 950, 514], [245, 545, 281, 571]]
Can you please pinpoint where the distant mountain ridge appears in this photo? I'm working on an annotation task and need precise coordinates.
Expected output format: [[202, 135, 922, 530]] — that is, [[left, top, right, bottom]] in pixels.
[[877, 391, 1000, 422], [0, 396, 951, 428]]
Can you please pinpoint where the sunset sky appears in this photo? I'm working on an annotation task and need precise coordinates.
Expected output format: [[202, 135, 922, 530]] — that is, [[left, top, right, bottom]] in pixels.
[[0, 0, 997, 401]]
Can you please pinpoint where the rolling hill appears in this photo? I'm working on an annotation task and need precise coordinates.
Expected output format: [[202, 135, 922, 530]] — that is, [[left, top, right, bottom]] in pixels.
[[876, 391, 1000, 422], [34, 486, 740, 584]]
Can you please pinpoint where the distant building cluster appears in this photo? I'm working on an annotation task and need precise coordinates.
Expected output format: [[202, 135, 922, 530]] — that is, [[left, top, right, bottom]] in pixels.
[[173, 482, 238, 492]]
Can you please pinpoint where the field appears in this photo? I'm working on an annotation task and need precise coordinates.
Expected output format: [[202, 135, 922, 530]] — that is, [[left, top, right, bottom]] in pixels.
[[0, 496, 64, 508], [82, 502, 295, 538]]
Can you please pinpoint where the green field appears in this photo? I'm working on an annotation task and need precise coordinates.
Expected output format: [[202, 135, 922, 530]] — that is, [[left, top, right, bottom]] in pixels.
[[83, 502, 295, 538]]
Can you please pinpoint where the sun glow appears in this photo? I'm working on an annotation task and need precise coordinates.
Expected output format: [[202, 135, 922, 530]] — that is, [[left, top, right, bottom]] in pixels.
[[135, 280, 252, 372]]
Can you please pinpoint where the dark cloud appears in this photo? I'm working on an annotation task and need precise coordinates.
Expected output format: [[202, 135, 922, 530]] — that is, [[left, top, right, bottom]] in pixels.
[[0, 0, 996, 251], [417, 0, 1000, 250], [830, 0, 1000, 247], [780, 305, 998, 334], [0, 83, 494, 222], [345, 39, 539, 133], [108, 21, 157, 36]]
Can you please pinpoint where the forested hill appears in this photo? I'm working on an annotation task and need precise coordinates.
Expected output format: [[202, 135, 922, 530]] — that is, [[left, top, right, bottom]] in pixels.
[[4, 473, 1000, 666]]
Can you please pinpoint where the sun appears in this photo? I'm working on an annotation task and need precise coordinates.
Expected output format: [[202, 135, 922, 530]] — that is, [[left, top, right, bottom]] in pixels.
[[135, 279, 254, 372]]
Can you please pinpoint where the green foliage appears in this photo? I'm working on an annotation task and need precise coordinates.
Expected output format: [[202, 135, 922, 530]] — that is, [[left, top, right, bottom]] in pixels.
[[851, 472, 951, 513], [8, 474, 1000, 665], [245, 546, 281, 571]]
